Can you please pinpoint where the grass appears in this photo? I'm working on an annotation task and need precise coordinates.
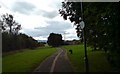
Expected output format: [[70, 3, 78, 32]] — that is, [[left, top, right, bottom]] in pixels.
[[63, 44, 113, 72], [2, 46, 57, 72]]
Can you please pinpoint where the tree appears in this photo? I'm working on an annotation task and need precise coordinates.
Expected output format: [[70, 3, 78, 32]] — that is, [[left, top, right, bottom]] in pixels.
[[59, 2, 120, 68], [59, 2, 119, 50], [1, 13, 41, 52], [47, 33, 63, 47], [0, 13, 21, 34]]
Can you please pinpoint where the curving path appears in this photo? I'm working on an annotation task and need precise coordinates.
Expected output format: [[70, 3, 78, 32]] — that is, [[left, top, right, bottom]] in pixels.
[[33, 47, 74, 72]]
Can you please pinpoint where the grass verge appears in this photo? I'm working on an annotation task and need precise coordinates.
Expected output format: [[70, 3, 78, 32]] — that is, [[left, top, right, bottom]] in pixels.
[[2, 46, 57, 72], [63, 44, 113, 72]]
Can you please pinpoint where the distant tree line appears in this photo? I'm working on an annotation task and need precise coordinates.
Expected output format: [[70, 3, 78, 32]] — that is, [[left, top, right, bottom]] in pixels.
[[0, 13, 43, 52], [64, 39, 81, 45], [59, 2, 120, 69], [2, 32, 42, 52]]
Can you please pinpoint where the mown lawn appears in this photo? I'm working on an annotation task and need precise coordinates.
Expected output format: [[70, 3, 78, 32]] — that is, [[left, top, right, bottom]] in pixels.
[[2, 46, 57, 72], [63, 44, 113, 72]]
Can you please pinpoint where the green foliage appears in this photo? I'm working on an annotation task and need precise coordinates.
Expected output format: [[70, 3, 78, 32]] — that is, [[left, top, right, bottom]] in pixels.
[[2, 47, 57, 72], [1, 13, 43, 52], [59, 2, 120, 68], [63, 45, 114, 72], [2, 32, 42, 52], [0, 13, 21, 34], [47, 33, 63, 47]]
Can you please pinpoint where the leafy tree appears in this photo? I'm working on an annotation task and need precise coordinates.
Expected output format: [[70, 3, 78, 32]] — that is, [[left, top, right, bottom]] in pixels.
[[0, 13, 21, 34], [47, 33, 63, 47], [59, 2, 119, 51], [59, 2, 120, 68]]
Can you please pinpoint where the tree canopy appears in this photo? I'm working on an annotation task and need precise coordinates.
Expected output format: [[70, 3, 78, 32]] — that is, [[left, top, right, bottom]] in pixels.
[[0, 13, 21, 34], [47, 33, 63, 47], [59, 2, 120, 68]]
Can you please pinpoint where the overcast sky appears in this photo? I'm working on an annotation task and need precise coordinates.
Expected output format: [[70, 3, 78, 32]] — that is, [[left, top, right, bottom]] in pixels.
[[0, 0, 79, 40]]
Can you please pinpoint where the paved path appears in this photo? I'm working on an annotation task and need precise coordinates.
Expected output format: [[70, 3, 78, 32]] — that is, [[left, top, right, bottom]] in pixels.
[[33, 48, 74, 72]]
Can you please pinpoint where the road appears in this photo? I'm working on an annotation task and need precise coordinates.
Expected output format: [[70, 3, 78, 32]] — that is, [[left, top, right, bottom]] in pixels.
[[33, 48, 74, 72]]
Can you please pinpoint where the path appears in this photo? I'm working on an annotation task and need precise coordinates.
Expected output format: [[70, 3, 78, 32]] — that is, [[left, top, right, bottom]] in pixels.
[[33, 48, 74, 72]]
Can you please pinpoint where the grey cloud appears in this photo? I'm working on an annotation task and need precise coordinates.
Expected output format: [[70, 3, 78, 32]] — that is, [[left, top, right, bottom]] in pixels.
[[42, 11, 58, 19], [35, 10, 58, 19], [67, 35, 78, 39], [22, 21, 77, 40], [23, 29, 48, 37], [12, 1, 36, 14], [48, 0, 62, 9], [46, 21, 71, 30], [35, 0, 61, 19], [25, 21, 72, 37]]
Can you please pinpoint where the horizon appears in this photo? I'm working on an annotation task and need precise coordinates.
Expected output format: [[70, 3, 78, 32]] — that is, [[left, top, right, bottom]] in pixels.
[[37, 39, 80, 41]]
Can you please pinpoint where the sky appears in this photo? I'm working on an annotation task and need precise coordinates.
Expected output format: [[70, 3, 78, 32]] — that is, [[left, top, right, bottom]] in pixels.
[[0, 0, 79, 40]]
